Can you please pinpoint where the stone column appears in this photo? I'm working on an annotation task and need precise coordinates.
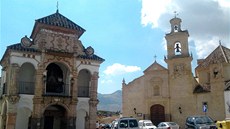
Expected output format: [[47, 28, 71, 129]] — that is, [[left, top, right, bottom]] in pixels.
[[88, 100, 98, 129], [34, 68, 45, 97], [88, 72, 99, 129], [90, 72, 99, 99], [68, 100, 77, 129], [67, 116, 76, 129], [30, 97, 43, 129], [5, 95, 19, 129], [8, 63, 19, 95], [71, 72, 78, 101], [30, 117, 42, 129], [5, 64, 20, 129]]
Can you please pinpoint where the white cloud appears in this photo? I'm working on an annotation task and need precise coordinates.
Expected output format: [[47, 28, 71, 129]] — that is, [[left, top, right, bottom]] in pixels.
[[141, 0, 230, 59], [195, 36, 220, 58], [101, 79, 113, 84], [103, 63, 141, 76], [215, 0, 230, 8], [141, 0, 174, 28]]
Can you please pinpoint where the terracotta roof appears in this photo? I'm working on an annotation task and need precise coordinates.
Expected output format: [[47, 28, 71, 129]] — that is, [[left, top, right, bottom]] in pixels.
[[1, 43, 104, 62], [196, 44, 230, 69], [0, 43, 40, 64], [7, 43, 40, 53], [77, 54, 105, 62], [36, 10, 85, 32]]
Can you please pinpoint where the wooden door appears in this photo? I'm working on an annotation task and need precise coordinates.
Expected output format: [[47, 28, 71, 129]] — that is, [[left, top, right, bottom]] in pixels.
[[150, 104, 165, 126]]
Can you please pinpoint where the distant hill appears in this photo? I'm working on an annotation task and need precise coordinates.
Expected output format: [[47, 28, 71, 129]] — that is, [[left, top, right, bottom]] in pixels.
[[97, 90, 122, 112]]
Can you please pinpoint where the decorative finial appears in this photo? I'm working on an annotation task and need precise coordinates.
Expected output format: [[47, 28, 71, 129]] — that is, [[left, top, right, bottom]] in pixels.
[[219, 40, 222, 45], [122, 78, 126, 84], [154, 55, 157, 62], [56, 1, 59, 13], [174, 11, 178, 18]]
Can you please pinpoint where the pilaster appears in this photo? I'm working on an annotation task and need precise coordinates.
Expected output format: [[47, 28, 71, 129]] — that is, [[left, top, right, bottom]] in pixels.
[[34, 68, 45, 97], [5, 95, 19, 129], [88, 99, 98, 129], [8, 64, 19, 95], [90, 72, 99, 100]]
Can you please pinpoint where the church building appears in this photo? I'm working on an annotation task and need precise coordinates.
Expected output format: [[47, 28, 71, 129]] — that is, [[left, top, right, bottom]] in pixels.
[[0, 10, 104, 129], [122, 16, 230, 128]]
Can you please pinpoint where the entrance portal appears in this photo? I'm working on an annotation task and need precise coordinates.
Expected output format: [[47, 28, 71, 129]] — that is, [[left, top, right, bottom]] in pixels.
[[150, 104, 165, 126], [43, 105, 67, 129]]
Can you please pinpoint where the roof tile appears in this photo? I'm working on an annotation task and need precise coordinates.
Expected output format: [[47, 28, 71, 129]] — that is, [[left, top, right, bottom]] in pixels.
[[36, 10, 85, 32]]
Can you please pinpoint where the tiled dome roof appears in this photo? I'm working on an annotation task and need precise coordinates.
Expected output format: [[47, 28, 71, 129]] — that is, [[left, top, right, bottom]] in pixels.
[[36, 10, 85, 32]]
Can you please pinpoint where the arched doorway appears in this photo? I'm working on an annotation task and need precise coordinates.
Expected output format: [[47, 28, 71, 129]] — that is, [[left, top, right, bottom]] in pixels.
[[43, 105, 67, 129], [150, 104, 165, 126]]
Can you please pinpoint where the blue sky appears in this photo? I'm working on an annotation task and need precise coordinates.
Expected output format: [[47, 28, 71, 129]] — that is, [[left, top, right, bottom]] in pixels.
[[1, 0, 230, 94]]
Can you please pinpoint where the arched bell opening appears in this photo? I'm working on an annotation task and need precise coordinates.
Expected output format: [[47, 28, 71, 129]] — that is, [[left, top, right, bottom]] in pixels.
[[44, 62, 71, 96], [174, 42, 182, 56]]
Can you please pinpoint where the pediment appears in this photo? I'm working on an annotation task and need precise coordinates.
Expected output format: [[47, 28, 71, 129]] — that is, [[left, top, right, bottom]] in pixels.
[[144, 61, 167, 73]]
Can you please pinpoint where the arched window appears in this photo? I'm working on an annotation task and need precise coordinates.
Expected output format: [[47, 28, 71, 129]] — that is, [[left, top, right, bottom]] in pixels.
[[77, 69, 91, 97], [18, 63, 35, 94]]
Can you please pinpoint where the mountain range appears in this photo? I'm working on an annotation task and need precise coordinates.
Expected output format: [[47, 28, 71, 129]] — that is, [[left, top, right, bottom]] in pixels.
[[97, 90, 122, 112]]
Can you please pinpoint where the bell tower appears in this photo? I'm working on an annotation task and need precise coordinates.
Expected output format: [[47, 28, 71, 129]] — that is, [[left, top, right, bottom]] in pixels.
[[165, 16, 193, 76], [166, 16, 190, 59], [164, 16, 196, 126]]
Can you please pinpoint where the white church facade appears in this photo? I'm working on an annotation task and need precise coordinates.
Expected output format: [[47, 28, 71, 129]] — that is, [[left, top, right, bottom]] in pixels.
[[0, 10, 104, 129]]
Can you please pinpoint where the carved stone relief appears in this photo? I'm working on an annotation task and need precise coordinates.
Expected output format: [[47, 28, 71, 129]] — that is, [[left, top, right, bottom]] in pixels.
[[173, 63, 185, 78]]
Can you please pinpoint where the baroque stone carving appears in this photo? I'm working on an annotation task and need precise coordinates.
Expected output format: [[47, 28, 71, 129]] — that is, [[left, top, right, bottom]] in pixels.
[[7, 95, 20, 104]]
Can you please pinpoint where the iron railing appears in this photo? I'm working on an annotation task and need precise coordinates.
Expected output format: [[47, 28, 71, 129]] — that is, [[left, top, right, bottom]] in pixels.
[[18, 81, 35, 94], [44, 84, 70, 96], [78, 86, 89, 97]]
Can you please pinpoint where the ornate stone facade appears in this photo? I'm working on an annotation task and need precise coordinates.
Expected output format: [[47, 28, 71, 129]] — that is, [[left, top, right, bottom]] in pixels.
[[0, 10, 104, 129]]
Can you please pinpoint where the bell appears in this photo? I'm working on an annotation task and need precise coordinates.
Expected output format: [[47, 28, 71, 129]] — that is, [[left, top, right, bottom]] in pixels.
[[175, 44, 181, 52], [176, 48, 180, 52]]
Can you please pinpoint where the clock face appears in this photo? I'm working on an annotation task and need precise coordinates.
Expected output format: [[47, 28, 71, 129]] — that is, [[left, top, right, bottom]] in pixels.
[[21, 36, 31, 47]]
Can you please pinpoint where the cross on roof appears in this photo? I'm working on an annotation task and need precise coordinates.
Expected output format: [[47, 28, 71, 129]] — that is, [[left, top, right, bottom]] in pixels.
[[174, 11, 179, 18], [154, 55, 157, 61]]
